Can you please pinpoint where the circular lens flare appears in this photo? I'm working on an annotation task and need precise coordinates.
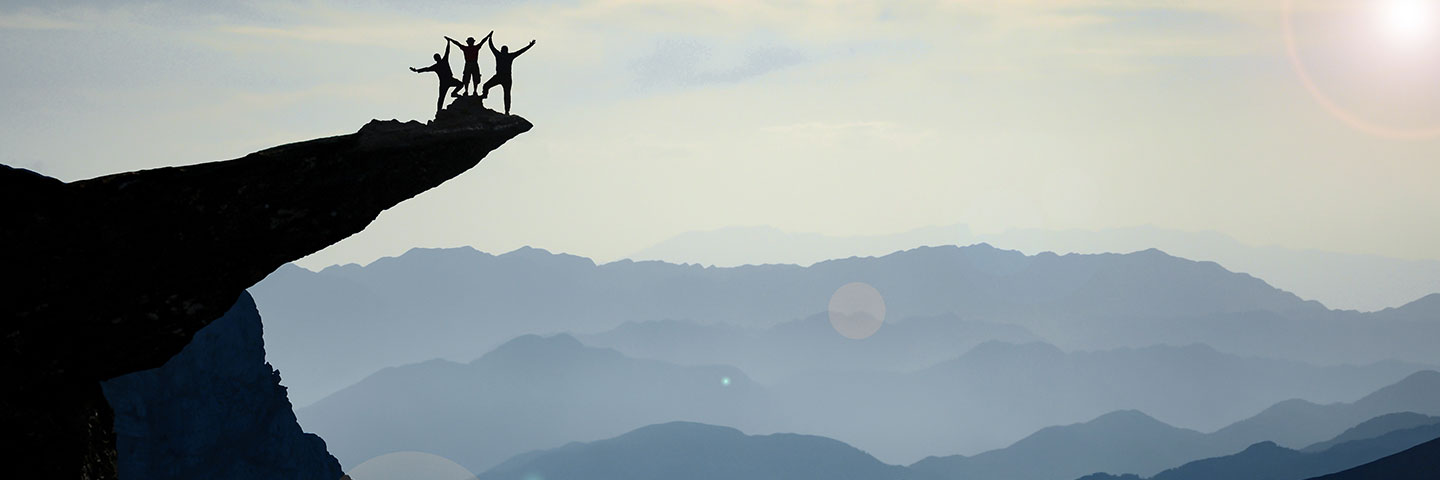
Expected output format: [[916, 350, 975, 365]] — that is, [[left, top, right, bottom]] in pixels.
[[827, 282, 886, 340], [1284, 0, 1440, 138]]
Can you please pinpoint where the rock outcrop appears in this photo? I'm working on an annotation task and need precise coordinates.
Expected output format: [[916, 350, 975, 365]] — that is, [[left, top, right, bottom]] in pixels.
[[102, 292, 343, 480], [0, 97, 529, 479]]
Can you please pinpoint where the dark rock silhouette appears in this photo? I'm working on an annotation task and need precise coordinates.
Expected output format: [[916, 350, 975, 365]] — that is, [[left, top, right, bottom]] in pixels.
[[101, 292, 342, 480], [476, 421, 913, 480], [0, 104, 529, 478], [1306, 434, 1440, 480]]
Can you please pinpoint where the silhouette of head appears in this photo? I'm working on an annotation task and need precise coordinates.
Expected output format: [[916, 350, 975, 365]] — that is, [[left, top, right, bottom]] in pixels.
[[466, 37, 475, 45], [501, 45, 509, 53], [433, 53, 442, 62]]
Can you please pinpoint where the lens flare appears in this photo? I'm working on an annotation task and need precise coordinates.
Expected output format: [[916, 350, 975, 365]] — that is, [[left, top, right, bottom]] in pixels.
[[1378, 0, 1438, 44], [1284, 0, 1440, 138], [827, 282, 886, 340], [346, 451, 477, 480]]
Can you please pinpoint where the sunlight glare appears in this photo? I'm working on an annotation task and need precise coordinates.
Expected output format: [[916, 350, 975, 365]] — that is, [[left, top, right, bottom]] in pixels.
[[1379, 0, 1439, 45]]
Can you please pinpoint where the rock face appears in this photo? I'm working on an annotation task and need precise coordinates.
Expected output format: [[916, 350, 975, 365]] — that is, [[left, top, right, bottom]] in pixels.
[[0, 97, 529, 479], [102, 292, 343, 480]]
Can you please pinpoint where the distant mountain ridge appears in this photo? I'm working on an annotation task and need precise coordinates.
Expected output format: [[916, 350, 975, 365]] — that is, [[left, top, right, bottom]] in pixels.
[[628, 224, 1440, 312], [298, 334, 767, 473], [470, 409, 1440, 480], [297, 325, 1434, 471], [909, 410, 1219, 480], [910, 372, 1440, 480], [1077, 421, 1440, 480], [477, 422, 912, 480], [1308, 435, 1440, 480], [1210, 370, 1440, 449], [249, 243, 1440, 406], [581, 312, 1041, 383]]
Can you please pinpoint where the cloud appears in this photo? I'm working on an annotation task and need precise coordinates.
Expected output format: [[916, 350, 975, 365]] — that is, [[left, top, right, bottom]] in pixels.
[[0, 11, 85, 30], [630, 37, 806, 88]]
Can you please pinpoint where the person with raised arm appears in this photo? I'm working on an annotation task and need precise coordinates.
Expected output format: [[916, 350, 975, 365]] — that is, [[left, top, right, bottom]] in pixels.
[[445, 31, 492, 96], [480, 35, 536, 115], [410, 41, 464, 116]]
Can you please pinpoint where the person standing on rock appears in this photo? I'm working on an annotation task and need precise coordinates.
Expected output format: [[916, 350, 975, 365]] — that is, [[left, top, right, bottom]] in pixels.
[[410, 41, 464, 116], [480, 36, 536, 115], [446, 32, 492, 96]]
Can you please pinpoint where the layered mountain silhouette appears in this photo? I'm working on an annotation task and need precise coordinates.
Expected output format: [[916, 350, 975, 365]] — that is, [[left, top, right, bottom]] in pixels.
[[629, 224, 1440, 312], [1301, 412, 1440, 452], [772, 343, 1423, 460], [253, 244, 1440, 407], [910, 410, 1221, 480], [0, 102, 529, 477], [473, 410, 1440, 480], [1209, 370, 1440, 449], [101, 292, 343, 480], [476, 421, 912, 480], [581, 312, 1041, 383], [295, 328, 1431, 471], [298, 334, 767, 473], [909, 372, 1440, 480], [1307, 435, 1440, 480], [1078, 419, 1440, 480]]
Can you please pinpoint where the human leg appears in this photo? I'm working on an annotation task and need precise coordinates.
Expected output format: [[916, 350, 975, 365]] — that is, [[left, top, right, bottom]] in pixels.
[[480, 76, 502, 100], [503, 82, 512, 114]]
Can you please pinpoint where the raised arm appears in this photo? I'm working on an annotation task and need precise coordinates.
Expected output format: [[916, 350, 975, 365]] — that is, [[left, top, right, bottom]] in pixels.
[[445, 36, 463, 47], [514, 39, 535, 55], [482, 31, 494, 46], [443, 41, 451, 61], [488, 36, 500, 55]]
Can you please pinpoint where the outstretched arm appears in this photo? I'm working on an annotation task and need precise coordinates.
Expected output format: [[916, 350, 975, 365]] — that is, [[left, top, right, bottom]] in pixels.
[[489, 36, 500, 54], [445, 36, 463, 47], [482, 31, 494, 46], [443, 41, 451, 61], [514, 39, 535, 55], [412, 65, 436, 73]]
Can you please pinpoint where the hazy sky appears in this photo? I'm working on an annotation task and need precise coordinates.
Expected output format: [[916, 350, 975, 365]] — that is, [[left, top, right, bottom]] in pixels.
[[2, 0, 1438, 268]]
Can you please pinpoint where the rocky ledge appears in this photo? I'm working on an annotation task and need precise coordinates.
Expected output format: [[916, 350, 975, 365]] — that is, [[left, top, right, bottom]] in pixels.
[[0, 97, 529, 479]]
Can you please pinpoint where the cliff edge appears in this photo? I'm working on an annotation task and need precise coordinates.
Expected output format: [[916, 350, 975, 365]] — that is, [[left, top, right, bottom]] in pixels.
[[0, 97, 530, 479]]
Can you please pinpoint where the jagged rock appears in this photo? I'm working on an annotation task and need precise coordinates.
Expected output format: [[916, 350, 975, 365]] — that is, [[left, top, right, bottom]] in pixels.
[[0, 104, 529, 479], [102, 292, 343, 480]]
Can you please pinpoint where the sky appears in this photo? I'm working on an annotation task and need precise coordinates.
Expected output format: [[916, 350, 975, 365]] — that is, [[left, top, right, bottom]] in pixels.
[[2, 0, 1439, 270]]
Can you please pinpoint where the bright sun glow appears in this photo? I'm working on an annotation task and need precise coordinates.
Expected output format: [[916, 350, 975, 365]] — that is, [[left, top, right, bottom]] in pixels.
[[1378, 0, 1439, 45]]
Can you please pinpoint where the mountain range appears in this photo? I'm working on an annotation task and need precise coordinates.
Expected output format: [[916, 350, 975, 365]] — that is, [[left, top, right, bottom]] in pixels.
[[1075, 414, 1440, 480], [298, 334, 766, 473], [627, 224, 1440, 312], [296, 327, 1438, 472], [252, 244, 1440, 406], [472, 404, 1440, 480], [476, 422, 912, 480], [912, 371, 1440, 480]]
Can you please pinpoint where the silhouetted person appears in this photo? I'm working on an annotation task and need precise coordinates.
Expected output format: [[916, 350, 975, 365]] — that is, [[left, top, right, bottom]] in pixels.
[[446, 32, 492, 96], [480, 36, 535, 115], [410, 42, 463, 116]]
